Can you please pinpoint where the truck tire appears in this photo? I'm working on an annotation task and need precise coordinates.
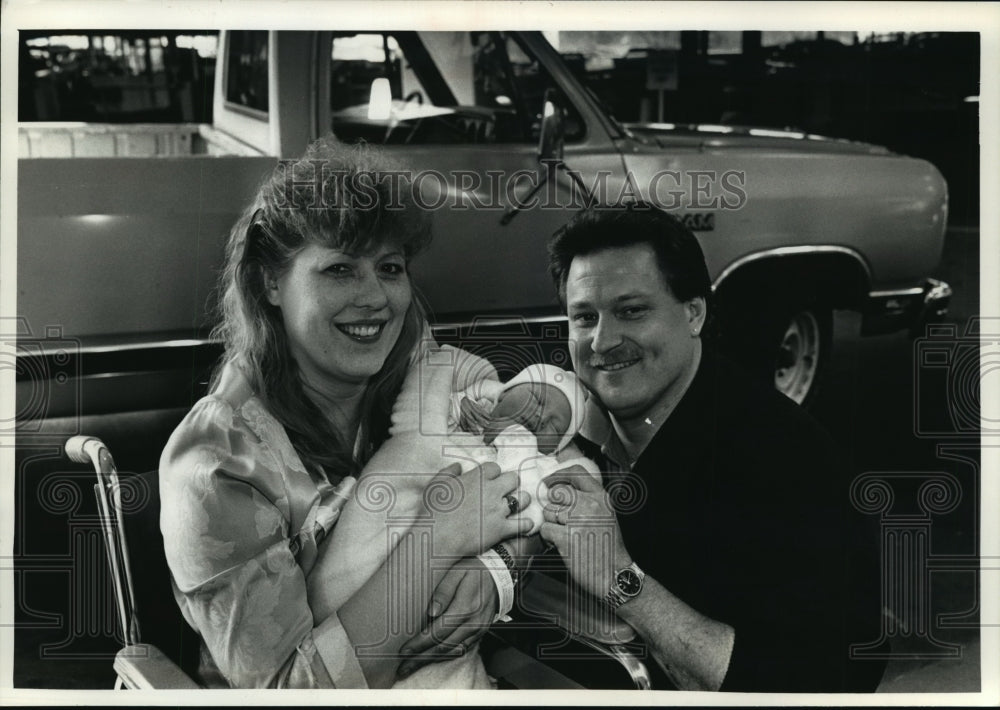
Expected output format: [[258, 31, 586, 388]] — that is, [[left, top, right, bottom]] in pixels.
[[772, 307, 830, 406], [716, 301, 831, 408]]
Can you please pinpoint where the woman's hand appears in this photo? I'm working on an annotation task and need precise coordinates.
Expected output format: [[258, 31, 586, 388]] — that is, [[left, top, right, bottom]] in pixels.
[[539, 465, 632, 600], [396, 558, 498, 679], [425, 462, 533, 559]]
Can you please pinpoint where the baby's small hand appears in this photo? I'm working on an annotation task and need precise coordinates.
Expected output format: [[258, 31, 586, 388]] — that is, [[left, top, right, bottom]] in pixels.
[[458, 397, 492, 436]]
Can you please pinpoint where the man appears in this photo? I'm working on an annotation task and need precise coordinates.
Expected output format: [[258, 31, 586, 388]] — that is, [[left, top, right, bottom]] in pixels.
[[537, 203, 885, 692]]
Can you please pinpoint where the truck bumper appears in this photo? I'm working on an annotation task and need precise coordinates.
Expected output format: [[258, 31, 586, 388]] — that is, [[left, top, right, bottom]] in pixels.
[[861, 278, 953, 336]]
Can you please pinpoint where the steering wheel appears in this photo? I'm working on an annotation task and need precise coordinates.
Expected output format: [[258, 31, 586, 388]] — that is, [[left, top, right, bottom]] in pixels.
[[383, 91, 425, 143], [402, 114, 469, 145]]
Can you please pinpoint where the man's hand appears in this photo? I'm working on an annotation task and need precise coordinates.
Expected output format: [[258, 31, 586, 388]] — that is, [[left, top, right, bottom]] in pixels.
[[538, 465, 632, 600], [539, 467, 735, 690], [396, 557, 498, 679]]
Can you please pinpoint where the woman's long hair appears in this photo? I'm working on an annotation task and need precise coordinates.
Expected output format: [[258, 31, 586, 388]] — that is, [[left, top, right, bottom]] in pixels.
[[211, 138, 432, 481]]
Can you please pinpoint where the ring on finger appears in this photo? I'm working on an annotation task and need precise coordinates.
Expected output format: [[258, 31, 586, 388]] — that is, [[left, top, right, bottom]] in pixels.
[[504, 493, 520, 516]]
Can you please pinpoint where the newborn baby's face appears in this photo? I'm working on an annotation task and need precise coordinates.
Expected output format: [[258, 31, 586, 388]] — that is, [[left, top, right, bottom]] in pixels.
[[485, 382, 572, 454]]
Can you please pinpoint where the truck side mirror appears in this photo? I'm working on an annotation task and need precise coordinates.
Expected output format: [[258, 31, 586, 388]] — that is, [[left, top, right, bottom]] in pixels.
[[503, 89, 588, 226], [537, 89, 565, 164]]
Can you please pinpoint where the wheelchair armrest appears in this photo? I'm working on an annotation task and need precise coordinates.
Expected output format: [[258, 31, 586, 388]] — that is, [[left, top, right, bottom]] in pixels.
[[486, 571, 653, 689], [483, 641, 585, 689], [519, 571, 637, 646], [114, 643, 201, 689]]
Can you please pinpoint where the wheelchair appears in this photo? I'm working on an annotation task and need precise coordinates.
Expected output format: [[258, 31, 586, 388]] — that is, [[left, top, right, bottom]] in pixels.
[[67, 434, 654, 690]]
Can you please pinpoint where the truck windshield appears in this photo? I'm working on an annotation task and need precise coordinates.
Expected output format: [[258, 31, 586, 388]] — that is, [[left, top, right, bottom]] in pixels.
[[581, 83, 627, 140], [329, 31, 584, 145]]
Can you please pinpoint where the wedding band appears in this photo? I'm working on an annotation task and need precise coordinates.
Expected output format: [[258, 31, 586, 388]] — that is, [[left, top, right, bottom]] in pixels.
[[504, 493, 520, 516]]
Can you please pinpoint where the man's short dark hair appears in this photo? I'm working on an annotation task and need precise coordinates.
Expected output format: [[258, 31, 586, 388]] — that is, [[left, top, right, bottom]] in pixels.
[[547, 201, 712, 308]]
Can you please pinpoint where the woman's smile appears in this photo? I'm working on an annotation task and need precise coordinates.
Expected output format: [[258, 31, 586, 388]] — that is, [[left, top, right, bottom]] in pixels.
[[335, 320, 388, 343]]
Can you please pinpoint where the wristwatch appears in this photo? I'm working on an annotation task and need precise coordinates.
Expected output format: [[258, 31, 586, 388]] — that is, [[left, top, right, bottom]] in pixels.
[[605, 561, 645, 609]]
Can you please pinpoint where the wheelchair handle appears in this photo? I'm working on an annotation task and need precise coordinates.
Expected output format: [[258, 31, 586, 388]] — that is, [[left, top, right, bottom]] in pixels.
[[65, 434, 140, 645], [65, 435, 104, 465], [65, 435, 116, 475]]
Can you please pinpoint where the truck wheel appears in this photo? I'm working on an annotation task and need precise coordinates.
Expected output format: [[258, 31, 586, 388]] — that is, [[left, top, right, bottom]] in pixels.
[[772, 308, 829, 405], [716, 301, 831, 408]]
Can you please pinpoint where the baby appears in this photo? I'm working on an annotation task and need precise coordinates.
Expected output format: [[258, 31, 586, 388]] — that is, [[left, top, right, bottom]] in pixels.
[[321, 346, 598, 688], [450, 362, 601, 534]]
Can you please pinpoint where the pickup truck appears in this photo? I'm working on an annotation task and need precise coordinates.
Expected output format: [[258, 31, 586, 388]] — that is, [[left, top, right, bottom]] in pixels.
[[17, 29, 950, 418], [12, 28, 951, 690]]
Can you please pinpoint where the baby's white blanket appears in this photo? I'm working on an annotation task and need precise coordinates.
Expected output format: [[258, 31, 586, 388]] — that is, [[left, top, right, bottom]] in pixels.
[[320, 345, 497, 688]]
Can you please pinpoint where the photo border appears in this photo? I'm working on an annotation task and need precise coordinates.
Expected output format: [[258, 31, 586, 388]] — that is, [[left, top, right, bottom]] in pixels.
[[2, 1, 997, 705]]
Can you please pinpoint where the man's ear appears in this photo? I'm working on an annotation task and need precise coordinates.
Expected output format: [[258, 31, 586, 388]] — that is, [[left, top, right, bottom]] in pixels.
[[686, 296, 707, 337], [263, 268, 281, 307]]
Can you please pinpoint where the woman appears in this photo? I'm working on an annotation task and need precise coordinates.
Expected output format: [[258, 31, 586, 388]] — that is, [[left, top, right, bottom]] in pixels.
[[159, 138, 528, 689]]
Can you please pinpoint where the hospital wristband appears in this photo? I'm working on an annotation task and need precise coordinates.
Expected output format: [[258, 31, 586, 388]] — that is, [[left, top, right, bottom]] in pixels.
[[476, 549, 515, 623]]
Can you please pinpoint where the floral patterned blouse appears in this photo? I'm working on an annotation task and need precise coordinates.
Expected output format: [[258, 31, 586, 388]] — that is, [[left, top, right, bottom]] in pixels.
[[159, 360, 365, 688]]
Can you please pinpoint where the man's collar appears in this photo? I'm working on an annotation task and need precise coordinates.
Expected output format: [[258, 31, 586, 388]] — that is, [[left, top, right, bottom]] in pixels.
[[577, 348, 712, 470], [580, 393, 630, 471], [579, 390, 609, 446]]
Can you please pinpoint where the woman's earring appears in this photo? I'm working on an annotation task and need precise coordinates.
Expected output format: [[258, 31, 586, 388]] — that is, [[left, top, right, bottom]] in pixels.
[[264, 272, 281, 307]]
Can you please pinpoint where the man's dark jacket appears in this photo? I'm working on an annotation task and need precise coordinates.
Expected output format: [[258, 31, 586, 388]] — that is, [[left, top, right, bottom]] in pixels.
[[577, 350, 886, 692]]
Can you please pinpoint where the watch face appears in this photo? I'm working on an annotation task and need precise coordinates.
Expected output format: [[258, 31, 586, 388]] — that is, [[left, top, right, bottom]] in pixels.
[[617, 569, 642, 596]]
